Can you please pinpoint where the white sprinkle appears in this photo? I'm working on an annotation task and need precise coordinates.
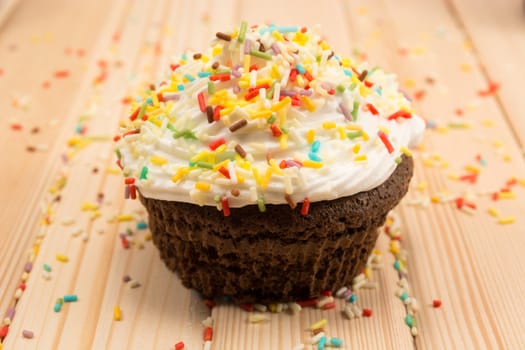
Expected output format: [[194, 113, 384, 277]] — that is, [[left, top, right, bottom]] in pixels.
[[14, 288, 23, 300], [343, 305, 355, 319], [250, 69, 257, 88], [248, 313, 269, 323], [411, 326, 419, 337], [335, 286, 348, 298], [316, 295, 334, 308], [272, 82, 281, 103], [309, 331, 325, 344], [228, 162, 238, 184], [203, 340, 212, 350], [201, 316, 213, 327], [287, 302, 301, 313], [253, 304, 267, 312]]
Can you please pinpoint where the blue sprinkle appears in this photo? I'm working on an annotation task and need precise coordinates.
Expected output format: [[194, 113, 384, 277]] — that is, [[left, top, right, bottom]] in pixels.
[[343, 69, 353, 77], [348, 294, 357, 303], [63, 294, 78, 303], [329, 337, 343, 347], [181, 52, 188, 61], [318, 336, 327, 350], [400, 292, 409, 301], [308, 152, 322, 162], [145, 97, 153, 105], [197, 71, 211, 78], [136, 221, 148, 230], [393, 260, 401, 271], [184, 73, 195, 82], [311, 140, 321, 153], [296, 63, 306, 74], [375, 87, 383, 96], [276, 25, 299, 33], [177, 84, 185, 91]]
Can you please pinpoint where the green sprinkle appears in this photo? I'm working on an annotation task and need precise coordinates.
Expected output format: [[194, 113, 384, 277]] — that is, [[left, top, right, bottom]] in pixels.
[[267, 114, 277, 124], [173, 129, 197, 140], [195, 161, 213, 169], [214, 195, 221, 203], [215, 69, 232, 75], [115, 149, 121, 159], [216, 151, 236, 162], [280, 126, 289, 134], [349, 82, 357, 91], [238, 21, 248, 43], [395, 156, 402, 164], [250, 49, 272, 60], [257, 197, 266, 212], [336, 85, 345, 93], [139, 166, 148, 180], [208, 81, 215, 94], [351, 101, 360, 120], [166, 123, 176, 132], [400, 292, 409, 301], [137, 103, 148, 120], [346, 131, 363, 140], [405, 314, 415, 327], [184, 73, 195, 82], [54, 298, 63, 312], [266, 82, 275, 99], [43, 264, 52, 272]]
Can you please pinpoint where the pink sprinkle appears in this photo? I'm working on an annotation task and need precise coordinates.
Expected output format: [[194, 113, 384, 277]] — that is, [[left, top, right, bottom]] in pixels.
[[22, 329, 34, 339]]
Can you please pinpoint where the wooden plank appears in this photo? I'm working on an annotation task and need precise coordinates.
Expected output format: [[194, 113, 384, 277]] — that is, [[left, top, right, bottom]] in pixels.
[[447, 0, 525, 149], [340, 0, 525, 348]]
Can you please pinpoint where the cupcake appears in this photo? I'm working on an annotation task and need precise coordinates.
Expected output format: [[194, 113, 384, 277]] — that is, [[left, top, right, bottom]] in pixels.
[[115, 23, 424, 303]]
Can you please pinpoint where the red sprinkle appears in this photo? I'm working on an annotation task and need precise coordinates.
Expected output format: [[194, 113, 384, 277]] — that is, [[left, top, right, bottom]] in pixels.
[[378, 131, 394, 154], [240, 303, 255, 312], [10, 123, 23, 131], [203, 299, 216, 309], [129, 107, 140, 121], [455, 197, 465, 209], [170, 64, 180, 71], [321, 290, 332, 297], [208, 137, 226, 151], [174, 341, 185, 350], [459, 173, 478, 184], [218, 166, 230, 179], [279, 160, 288, 169], [197, 92, 206, 113], [113, 135, 121, 142], [300, 197, 310, 216], [289, 68, 298, 82], [387, 110, 412, 121], [249, 64, 259, 72], [123, 129, 140, 138], [221, 197, 230, 217], [54, 70, 70, 78], [322, 301, 337, 310], [209, 73, 231, 81], [124, 178, 135, 185], [203, 326, 213, 341], [0, 325, 9, 338], [433, 299, 442, 308], [270, 124, 282, 137], [129, 185, 137, 200], [304, 71, 314, 81], [478, 81, 500, 97], [362, 308, 373, 317], [366, 103, 379, 115], [213, 106, 224, 121], [244, 89, 260, 101], [296, 298, 318, 308], [121, 237, 130, 249]]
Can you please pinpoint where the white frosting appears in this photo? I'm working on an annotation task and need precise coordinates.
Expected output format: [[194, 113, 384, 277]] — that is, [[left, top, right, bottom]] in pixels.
[[116, 24, 425, 209]]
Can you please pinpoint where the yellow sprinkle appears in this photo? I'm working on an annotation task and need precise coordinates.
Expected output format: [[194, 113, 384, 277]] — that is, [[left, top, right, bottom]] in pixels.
[[488, 207, 500, 217], [300, 96, 316, 112], [56, 254, 69, 263], [302, 160, 323, 169], [416, 181, 428, 191], [464, 165, 480, 174], [150, 155, 168, 166], [147, 116, 162, 127], [364, 266, 372, 278], [279, 134, 288, 150], [114, 306, 122, 321], [261, 168, 272, 189], [215, 144, 227, 154], [171, 168, 188, 183], [236, 171, 245, 184], [520, 178, 525, 187], [404, 79, 416, 88], [219, 106, 234, 117], [243, 54, 251, 72], [319, 40, 330, 50], [503, 154, 512, 162], [269, 159, 284, 176], [195, 182, 211, 191], [361, 131, 370, 141], [389, 241, 400, 254], [341, 57, 353, 67], [306, 129, 315, 144], [191, 151, 210, 163], [430, 195, 441, 203], [352, 143, 361, 154], [151, 91, 159, 106], [213, 159, 230, 171], [252, 168, 261, 186], [310, 318, 327, 331], [212, 45, 222, 57], [498, 217, 516, 225], [400, 146, 413, 157], [250, 110, 273, 119], [271, 96, 291, 112], [378, 126, 390, 134], [322, 121, 336, 129], [447, 173, 459, 181], [270, 64, 280, 79], [354, 154, 367, 162], [117, 214, 134, 222], [337, 126, 346, 139], [81, 201, 99, 211], [272, 30, 284, 41], [498, 191, 516, 199]]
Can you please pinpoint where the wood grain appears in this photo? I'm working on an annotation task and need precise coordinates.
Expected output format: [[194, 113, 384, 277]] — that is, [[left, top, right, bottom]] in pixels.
[[1, 0, 525, 349]]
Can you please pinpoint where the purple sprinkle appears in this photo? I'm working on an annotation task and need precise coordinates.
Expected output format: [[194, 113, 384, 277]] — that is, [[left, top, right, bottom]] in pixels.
[[232, 67, 242, 78], [342, 289, 353, 298], [233, 84, 241, 94], [5, 307, 15, 320], [124, 185, 130, 199], [279, 90, 297, 97], [400, 89, 412, 102], [22, 329, 34, 339], [339, 102, 352, 121], [299, 89, 313, 96], [162, 93, 180, 101], [286, 160, 303, 168], [270, 42, 281, 54], [123, 275, 132, 283], [24, 262, 33, 273], [244, 39, 252, 55]]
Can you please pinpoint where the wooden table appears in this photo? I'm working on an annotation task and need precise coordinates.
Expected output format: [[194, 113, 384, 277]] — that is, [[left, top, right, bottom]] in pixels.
[[1, 0, 525, 349]]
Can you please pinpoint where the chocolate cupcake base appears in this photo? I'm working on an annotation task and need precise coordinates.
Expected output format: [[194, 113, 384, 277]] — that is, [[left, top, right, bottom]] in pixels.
[[140, 156, 413, 303]]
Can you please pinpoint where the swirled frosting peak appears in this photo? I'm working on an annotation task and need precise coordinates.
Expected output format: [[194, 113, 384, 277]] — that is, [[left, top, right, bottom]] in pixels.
[[115, 23, 424, 214]]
